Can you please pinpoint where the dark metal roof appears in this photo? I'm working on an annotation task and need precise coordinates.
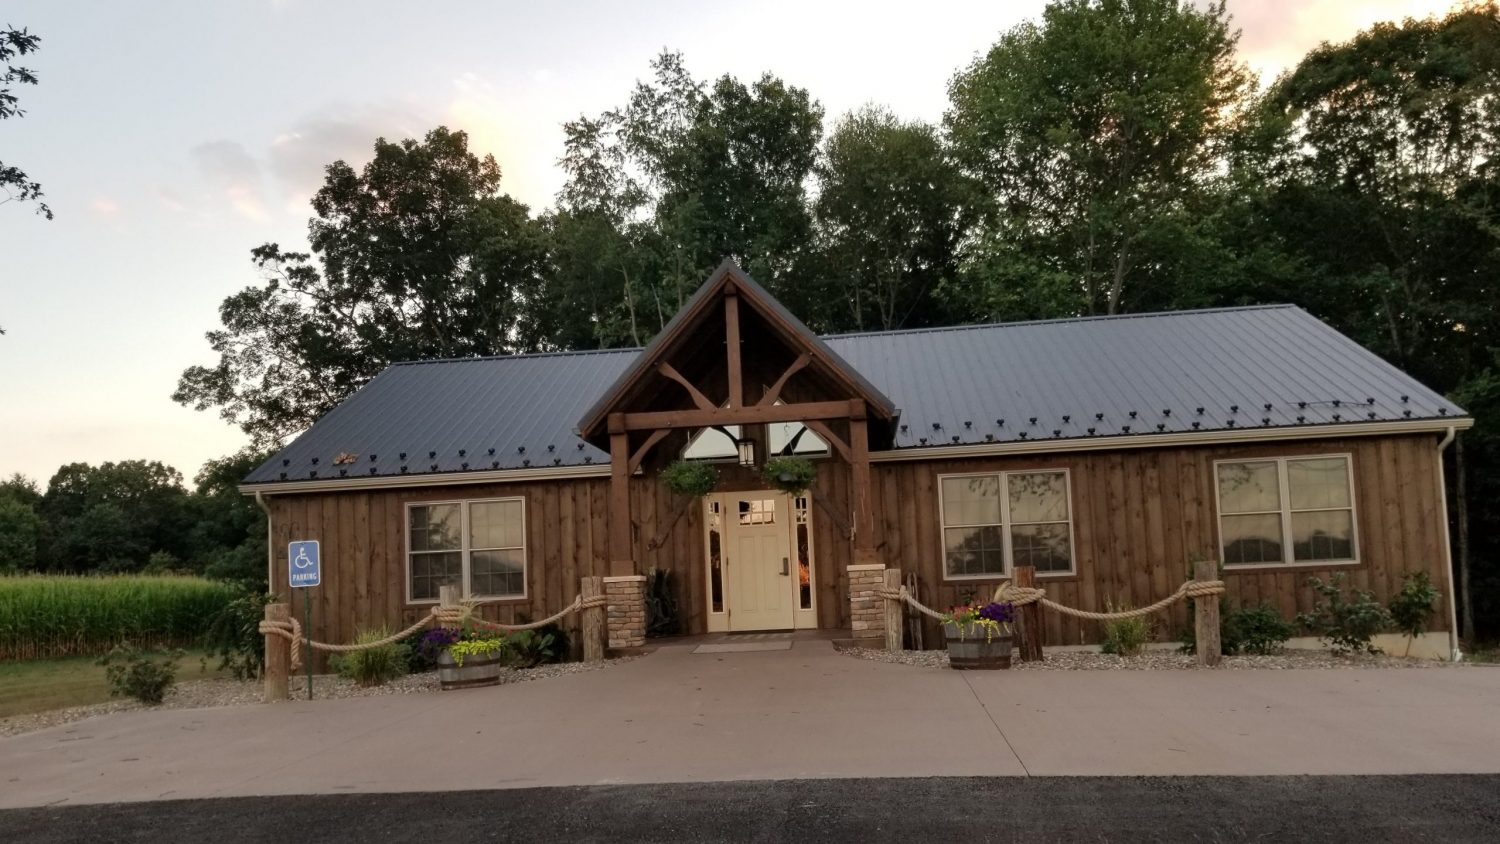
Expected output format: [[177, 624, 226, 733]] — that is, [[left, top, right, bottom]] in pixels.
[[244, 304, 1466, 485]]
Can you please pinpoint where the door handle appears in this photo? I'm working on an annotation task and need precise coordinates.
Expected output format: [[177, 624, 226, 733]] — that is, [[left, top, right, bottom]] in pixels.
[[781, 557, 789, 576]]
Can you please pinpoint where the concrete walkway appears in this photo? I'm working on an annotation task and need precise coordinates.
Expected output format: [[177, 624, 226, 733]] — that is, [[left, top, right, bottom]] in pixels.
[[4, 642, 1500, 808]]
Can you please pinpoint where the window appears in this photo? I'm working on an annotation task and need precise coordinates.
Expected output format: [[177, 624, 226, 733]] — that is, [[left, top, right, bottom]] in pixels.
[[939, 470, 1074, 579], [1216, 455, 1357, 567], [795, 495, 813, 610], [407, 498, 526, 601], [738, 498, 776, 525]]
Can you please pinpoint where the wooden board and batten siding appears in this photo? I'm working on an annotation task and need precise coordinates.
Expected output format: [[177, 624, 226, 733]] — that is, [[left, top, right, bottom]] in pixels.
[[872, 433, 1451, 648], [268, 432, 1450, 655]]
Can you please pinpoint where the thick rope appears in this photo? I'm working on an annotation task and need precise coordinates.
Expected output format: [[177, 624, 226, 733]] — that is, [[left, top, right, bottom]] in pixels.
[[876, 579, 1224, 624], [258, 593, 609, 670]]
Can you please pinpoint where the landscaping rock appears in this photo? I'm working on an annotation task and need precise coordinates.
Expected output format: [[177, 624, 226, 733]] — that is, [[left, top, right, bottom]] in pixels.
[[836, 645, 1467, 672]]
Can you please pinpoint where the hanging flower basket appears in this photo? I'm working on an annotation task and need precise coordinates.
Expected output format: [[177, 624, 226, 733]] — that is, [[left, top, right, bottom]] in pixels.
[[762, 456, 816, 495], [661, 460, 719, 497]]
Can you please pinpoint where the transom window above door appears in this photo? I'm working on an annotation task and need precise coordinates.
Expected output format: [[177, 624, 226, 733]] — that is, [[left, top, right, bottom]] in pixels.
[[681, 400, 828, 461], [407, 498, 526, 602], [938, 470, 1074, 579], [1216, 455, 1357, 567]]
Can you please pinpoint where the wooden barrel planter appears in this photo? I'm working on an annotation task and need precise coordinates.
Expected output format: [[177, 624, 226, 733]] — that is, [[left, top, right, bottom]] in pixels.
[[437, 648, 505, 690], [943, 622, 1013, 670]]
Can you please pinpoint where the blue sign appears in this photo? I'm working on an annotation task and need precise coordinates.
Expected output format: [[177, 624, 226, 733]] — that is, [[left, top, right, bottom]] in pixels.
[[288, 540, 321, 588]]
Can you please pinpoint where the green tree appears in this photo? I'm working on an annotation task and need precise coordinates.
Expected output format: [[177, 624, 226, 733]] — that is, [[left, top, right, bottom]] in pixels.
[[555, 51, 825, 331], [946, 0, 1252, 316], [40, 461, 190, 572], [0, 474, 43, 571], [810, 106, 971, 331], [175, 128, 551, 445], [1, 25, 50, 221], [1241, 3, 1500, 637], [188, 450, 271, 587]]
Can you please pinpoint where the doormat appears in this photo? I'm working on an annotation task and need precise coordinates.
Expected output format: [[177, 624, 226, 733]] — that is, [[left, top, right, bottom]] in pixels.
[[692, 641, 794, 654]]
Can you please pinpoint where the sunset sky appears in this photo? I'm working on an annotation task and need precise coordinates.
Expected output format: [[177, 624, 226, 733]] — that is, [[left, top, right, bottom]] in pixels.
[[0, 0, 1460, 485]]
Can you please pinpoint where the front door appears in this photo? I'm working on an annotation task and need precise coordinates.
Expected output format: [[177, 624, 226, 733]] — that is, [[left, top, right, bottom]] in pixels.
[[726, 494, 796, 631]]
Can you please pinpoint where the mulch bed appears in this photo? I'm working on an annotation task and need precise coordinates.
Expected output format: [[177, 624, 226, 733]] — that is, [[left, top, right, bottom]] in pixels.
[[837, 645, 1465, 671]]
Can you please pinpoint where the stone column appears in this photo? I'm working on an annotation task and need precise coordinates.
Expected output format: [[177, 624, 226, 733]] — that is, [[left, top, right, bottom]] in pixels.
[[603, 574, 647, 650], [847, 563, 886, 642]]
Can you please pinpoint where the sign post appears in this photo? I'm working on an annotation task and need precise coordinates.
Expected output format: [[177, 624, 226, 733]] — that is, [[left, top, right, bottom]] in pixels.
[[288, 540, 321, 700]]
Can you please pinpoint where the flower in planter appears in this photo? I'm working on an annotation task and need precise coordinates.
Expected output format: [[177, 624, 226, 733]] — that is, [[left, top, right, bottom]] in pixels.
[[942, 601, 1016, 642]]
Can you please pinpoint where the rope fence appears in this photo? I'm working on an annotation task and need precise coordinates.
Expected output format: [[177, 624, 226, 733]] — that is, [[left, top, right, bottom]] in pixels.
[[258, 593, 607, 672], [875, 578, 1225, 623]]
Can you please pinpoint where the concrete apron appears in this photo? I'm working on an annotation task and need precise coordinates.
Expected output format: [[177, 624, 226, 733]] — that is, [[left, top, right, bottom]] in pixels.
[[3, 642, 1500, 809]]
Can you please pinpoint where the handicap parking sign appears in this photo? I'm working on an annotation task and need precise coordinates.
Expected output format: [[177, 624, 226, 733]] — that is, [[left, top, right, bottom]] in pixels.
[[288, 540, 321, 587]]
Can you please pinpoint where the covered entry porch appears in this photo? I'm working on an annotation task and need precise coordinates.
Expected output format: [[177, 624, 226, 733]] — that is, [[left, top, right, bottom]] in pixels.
[[575, 261, 898, 644]]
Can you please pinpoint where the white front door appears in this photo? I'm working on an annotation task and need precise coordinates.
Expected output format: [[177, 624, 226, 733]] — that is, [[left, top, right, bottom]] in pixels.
[[725, 494, 796, 631]]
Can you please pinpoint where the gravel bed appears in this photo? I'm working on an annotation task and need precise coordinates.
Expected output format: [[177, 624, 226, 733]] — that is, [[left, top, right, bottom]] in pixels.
[[837, 645, 1465, 672], [0, 657, 635, 739]]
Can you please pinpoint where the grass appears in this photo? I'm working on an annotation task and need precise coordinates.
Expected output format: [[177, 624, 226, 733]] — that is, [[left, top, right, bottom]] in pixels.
[[0, 649, 224, 719], [0, 574, 240, 661]]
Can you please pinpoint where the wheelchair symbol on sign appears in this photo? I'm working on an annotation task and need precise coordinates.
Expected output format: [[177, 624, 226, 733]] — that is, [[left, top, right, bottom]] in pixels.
[[293, 547, 314, 569]]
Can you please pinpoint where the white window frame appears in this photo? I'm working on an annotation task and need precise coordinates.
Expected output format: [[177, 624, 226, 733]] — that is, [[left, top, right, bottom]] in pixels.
[[937, 468, 1077, 581], [1213, 454, 1360, 569], [405, 496, 528, 604]]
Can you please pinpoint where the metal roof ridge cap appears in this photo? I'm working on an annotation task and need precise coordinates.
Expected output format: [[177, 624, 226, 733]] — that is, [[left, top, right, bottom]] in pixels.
[[817, 303, 1301, 341]]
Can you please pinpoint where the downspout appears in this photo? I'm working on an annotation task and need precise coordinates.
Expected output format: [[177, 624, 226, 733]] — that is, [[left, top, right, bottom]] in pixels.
[[1435, 427, 1462, 661], [254, 490, 273, 595]]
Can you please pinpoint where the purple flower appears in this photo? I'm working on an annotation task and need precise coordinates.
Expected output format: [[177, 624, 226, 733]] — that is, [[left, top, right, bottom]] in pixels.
[[978, 602, 1015, 624], [418, 627, 461, 661]]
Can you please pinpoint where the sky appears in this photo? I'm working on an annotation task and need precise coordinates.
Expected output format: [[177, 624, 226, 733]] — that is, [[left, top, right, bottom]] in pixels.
[[0, 0, 1459, 487]]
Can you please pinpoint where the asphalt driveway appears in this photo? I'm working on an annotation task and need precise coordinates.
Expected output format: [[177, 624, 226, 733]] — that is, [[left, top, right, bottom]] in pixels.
[[3, 642, 1499, 809]]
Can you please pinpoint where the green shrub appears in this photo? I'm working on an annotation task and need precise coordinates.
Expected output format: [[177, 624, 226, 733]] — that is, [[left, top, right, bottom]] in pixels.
[[99, 645, 181, 704], [1223, 604, 1296, 655], [1101, 605, 1150, 657], [1296, 574, 1394, 656], [448, 637, 508, 667], [330, 628, 409, 687], [1388, 571, 1441, 657], [0, 575, 241, 660], [505, 618, 569, 667], [202, 591, 275, 680]]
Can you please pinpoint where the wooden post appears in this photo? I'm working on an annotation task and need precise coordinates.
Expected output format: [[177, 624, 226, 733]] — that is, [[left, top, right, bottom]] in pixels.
[[582, 576, 605, 662], [883, 568, 904, 652], [725, 291, 742, 408], [848, 401, 877, 566], [1013, 566, 1044, 662], [263, 601, 289, 703], [1193, 557, 1221, 667], [608, 416, 634, 577], [439, 583, 461, 627]]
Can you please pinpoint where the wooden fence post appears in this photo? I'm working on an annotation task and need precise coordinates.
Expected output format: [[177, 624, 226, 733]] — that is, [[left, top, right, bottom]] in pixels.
[[1193, 558, 1221, 667], [439, 584, 461, 628], [883, 568, 904, 652], [1013, 566, 1044, 662], [582, 575, 605, 663], [263, 601, 289, 703]]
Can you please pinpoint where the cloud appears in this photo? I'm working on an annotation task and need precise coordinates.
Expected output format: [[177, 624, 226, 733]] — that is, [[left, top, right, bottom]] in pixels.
[[1230, 0, 1457, 83], [267, 100, 437, 204], [191, 140, 269, 221], [89, 197, 120, 216]]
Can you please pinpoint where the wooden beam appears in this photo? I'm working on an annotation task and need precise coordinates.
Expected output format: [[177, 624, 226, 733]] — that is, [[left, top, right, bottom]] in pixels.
[[628, 428, 671, 474], [757, 352, 811, 407], [657, 361, 716, 412], [850, 411, 877, 563], [725, 292, 743, 408], [608, 421, 633, 577], [621, 400, 855, 432], [802, 418, 852, 462]]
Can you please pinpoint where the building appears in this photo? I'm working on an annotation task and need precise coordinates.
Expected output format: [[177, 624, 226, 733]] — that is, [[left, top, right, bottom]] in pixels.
[[242, 261, 1470, 658]]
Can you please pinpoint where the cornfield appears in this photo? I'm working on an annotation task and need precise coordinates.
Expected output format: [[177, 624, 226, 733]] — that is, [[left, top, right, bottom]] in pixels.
[[0, 575, 241, 661]]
